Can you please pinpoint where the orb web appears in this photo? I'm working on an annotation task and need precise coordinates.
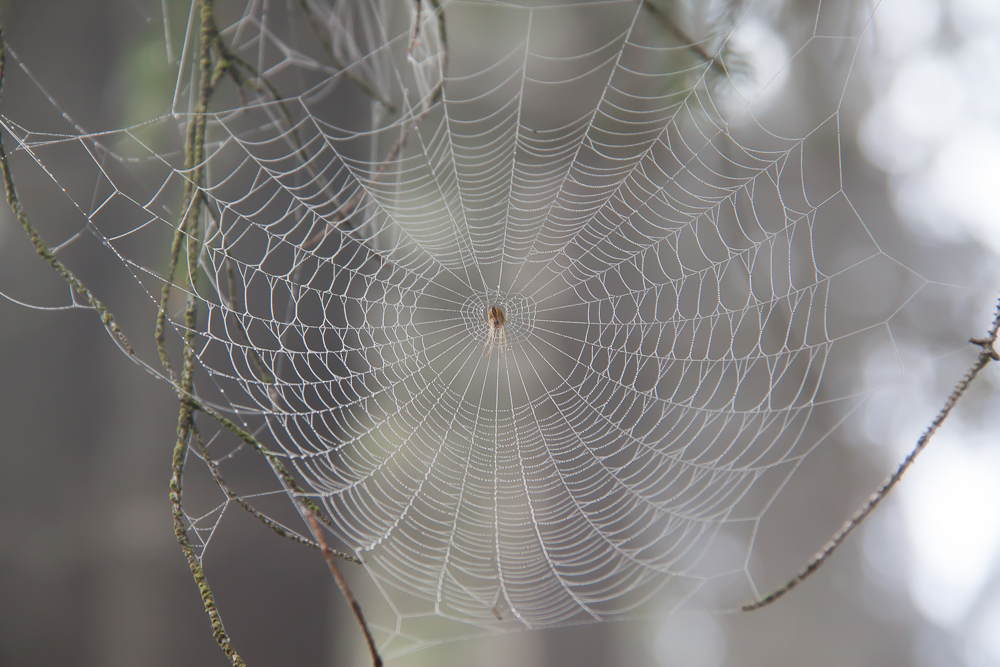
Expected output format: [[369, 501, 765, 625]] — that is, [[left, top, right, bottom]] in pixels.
[[0, 0, 937, 658]]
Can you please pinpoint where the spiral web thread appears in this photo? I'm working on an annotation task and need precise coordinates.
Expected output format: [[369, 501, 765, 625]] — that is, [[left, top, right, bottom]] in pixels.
[[1, 0, 928, 658]]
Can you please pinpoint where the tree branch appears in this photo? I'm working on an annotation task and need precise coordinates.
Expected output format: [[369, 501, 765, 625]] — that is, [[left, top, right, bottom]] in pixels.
[[303, 509, 383, 667], [743, 294, 1000, 611]]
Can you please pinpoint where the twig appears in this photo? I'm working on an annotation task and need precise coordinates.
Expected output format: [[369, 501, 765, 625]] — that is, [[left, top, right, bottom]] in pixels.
[[303, 0, 448, 250], [198, 194, 276, 385], [743, 295, 1000, 611], [191, 425, 320, 551], [294, 0, 395, 110], [642, 0, 727, 76], [302, 107, 422, 250], [167, 25, 355, 561], [155, 1, 229, 383], [408, 0, 423, 56], [1, 14, 244, 666], [223, 258, 275, 384], [3, 4, 360, 664], [171, 410, 246, 666], [192, 399, 360, 564], [0, 30, 134, 359], [428, 0, 448, 107], [303, 72, 445, 250], [211, 35, 378, 243], [163, 3, 251, 665], [302, 509, 383, 667]]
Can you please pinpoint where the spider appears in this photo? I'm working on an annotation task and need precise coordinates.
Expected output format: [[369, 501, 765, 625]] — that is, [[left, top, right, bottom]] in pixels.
[[484, 305, 506, 357]]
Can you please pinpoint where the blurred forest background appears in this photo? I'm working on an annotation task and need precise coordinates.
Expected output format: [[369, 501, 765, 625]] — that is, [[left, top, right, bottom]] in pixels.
[[1, 1, 999, 666]]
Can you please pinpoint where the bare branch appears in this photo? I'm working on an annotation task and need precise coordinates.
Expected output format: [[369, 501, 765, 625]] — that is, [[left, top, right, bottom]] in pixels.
[[191, 426, 320, 551], [743, 294, 1000, 611], [302, 509, 383, 667], [295, 0, 395, 110]]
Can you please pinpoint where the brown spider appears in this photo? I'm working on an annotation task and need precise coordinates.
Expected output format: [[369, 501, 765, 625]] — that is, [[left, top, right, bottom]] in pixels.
[[484, 305, 506, 357]]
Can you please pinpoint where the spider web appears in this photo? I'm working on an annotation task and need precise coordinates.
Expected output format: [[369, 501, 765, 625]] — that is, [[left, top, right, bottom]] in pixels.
[[0, 0, 946, 658]]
